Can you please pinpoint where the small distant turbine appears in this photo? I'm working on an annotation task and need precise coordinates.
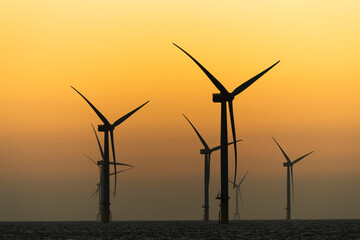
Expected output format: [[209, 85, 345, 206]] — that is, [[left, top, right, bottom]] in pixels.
[[228, 171, 248, 220], [272, 137, 314, 220], [174, 43, 279, 223], [183, 114, 242, 221]]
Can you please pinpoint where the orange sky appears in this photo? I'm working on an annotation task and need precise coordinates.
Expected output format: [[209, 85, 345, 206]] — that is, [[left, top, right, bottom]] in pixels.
[[0, 0, 359, 220]]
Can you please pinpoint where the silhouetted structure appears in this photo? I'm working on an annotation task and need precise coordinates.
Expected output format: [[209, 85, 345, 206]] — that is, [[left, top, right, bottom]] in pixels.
[[183, 114, 242, 221], [215, 191, 221, 223], [174, 43, 279, 224], [272, 137, 314, 220], [228, 171, 248, 220], [72, 86, 148, 223], [85, 125, 133, 221]]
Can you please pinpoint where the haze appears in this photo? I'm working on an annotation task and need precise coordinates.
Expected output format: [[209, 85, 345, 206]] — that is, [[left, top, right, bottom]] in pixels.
[[0, 0, 359, 221]]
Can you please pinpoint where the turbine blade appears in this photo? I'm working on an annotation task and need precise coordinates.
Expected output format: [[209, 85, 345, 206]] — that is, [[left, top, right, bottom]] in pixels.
[[94, 187, 100, 199], [211, 139, 243, 152], [71, 86, 110, 125], [228, 179, 235, 185], [228, 100, 238, 188], [110, 130, 117, 196], [231, 61, 280, 97], [83, 153, 97, 165], [91, 123, 104, 160], [238, 188, 244, 207], [109, 162, 134, 168], [291, 165, 294, 204], [109, 167, 134, 176], [272, 137, 291, 163], [239, 170, 249, 185], [183, 114, 209, 149], [173, 43, 229, 94], [293, 151, 314, 164], [112, 101, 149, 127], [91, 186, 100, 199]]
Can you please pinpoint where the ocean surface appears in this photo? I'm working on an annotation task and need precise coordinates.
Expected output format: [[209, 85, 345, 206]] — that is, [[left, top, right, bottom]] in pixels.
[[0, 220, 359, 239]]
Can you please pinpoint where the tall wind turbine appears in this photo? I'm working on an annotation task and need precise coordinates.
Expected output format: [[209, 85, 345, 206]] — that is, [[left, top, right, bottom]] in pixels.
[[183, 114, 242, 221], [72, 86, 149, 223], [272, 137, 313, 220], [174, 43, 279, 223], [228, 171, 248, 220], [85, 124, 134, 221]]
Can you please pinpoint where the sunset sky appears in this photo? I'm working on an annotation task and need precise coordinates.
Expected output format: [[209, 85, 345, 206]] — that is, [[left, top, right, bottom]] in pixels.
[[0, 0, 359, 221]]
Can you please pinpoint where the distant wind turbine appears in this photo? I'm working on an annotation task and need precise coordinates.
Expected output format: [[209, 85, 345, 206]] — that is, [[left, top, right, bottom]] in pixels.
[[183, 114, 242, 221], [84, 125, 134, 221], [272, 137, 313, 220], [174, 43, 279, 223], [228, 171, 248, 220], [72, 86, 148, 223]]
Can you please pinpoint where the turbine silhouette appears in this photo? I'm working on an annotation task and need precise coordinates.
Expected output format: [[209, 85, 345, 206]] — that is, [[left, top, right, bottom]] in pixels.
[[183, 114, 242, 221], [228, 171, 248, 220], [272, 137, 313, 220], [85, 125, 134, 221], [72, 86, 148, 223], [174, 43, 279, 223]]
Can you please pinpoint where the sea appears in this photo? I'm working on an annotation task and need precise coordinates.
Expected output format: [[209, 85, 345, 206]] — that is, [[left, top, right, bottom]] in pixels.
[[0, 220, 359, 239]]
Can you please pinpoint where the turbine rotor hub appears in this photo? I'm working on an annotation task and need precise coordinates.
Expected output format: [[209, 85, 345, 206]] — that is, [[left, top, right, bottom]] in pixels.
[[283, 162, 291, 167], [200, 149, 210, 154]]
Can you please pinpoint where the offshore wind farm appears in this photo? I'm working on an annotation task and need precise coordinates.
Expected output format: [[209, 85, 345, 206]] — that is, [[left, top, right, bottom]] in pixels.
[[1, 0, 360, 238]]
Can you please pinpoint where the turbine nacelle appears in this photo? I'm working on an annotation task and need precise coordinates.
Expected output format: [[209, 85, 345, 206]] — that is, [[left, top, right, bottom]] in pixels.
[[200, 149, 211, 154], [283, 162, 292, 167], [212, 93, 234, 103], [98, 124, 114, 132]]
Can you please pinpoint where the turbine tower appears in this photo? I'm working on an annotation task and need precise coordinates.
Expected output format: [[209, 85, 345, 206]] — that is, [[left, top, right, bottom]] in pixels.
[[228, 171, 248, 220], [85, 124, 134, 221], [72, 86, 149, 223], [272, 137, 313, 220], [174, 43, 279, 223], [183, 114, 242, 221]]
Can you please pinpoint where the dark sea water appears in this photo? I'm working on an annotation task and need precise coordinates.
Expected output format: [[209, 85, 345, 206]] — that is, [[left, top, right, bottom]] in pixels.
[[0, 220, 359, 239]]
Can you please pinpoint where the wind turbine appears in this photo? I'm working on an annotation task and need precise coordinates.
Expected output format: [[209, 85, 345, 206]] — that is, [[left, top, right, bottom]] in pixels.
[[228, 171, 248, 220], [174, 43, 279, 223], [183, 114, 242, 221], [72, 86, 148, 223], [85, 125, 134, 221], [272, 137, 314, 220], [87, 159, 133, 221]]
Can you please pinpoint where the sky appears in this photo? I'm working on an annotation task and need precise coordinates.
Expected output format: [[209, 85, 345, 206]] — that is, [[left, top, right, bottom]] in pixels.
[[0, 0, 359, 221]]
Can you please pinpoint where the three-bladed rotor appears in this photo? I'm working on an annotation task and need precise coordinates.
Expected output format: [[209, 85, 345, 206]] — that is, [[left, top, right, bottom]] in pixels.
[[272, 137, 314, 202], [174, 43, 279, 186], [183, 114, 242, 155], [229, 171, 248, 207], [85, 127, 134, 200], [72, 86, 148, 195]]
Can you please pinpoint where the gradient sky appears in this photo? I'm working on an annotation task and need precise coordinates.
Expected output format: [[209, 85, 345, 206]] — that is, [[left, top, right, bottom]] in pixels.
[[0, 0, 359, 221]]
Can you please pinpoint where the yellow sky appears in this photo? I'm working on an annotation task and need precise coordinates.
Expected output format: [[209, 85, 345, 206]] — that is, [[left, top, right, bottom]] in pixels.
[[0, 0, 359, 220]]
